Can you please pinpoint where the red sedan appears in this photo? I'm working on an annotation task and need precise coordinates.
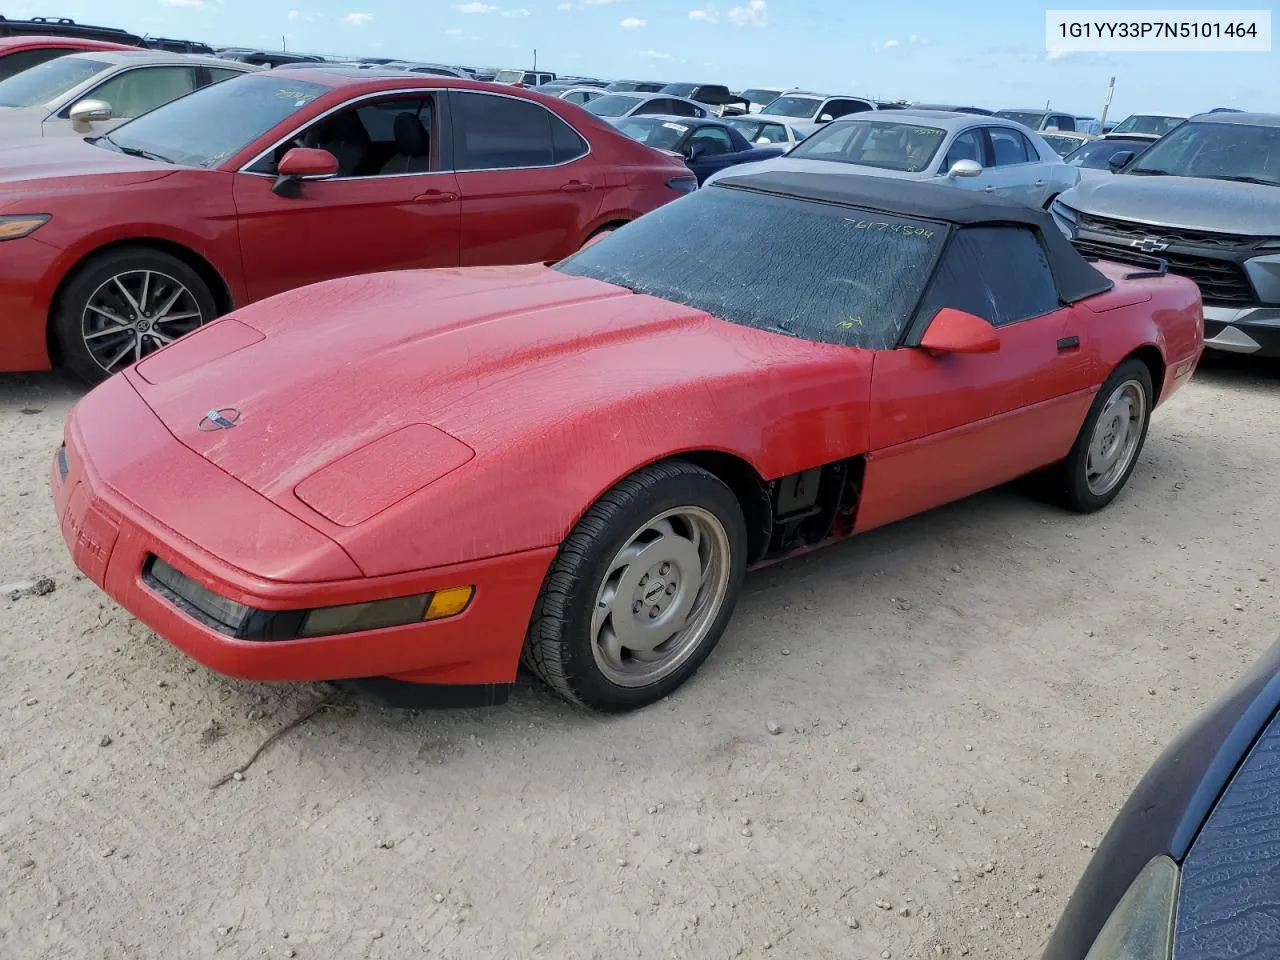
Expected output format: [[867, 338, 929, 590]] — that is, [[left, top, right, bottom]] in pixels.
[[53, 173, 1203, 712], [0, 34, 135, 81], [0, 67, 694, 382]]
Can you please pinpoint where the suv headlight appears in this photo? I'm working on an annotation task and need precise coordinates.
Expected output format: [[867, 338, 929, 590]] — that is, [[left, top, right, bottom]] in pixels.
[[1049, 199, 1079, 239], [1083, 856, 1179, 960]]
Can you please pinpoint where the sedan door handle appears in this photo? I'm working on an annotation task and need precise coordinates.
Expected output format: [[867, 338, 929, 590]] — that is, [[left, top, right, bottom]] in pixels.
[[415, 189, 458, 203], [1034, 179, 1047, 186], [983, 185, 995, 192], [560, 180, 595, 193]]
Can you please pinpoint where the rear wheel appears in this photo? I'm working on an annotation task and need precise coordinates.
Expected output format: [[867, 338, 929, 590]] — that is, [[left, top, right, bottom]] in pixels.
[[52, 246, 217, 384], [523, 461, 746, 711]]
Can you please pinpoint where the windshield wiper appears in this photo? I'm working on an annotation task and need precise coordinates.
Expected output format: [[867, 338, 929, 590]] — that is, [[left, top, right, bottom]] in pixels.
[[1208, 174, 1278, 186], [92, 133, 174, 164], [1127, 168, 1174, 176]]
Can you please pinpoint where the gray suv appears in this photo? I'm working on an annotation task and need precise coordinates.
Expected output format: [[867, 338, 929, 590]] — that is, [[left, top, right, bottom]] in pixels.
[[1049, 112, 1280, 357]]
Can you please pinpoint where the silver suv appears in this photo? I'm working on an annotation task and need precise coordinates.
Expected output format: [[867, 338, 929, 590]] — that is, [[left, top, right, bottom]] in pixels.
[[1050, 112, 1280, 357]]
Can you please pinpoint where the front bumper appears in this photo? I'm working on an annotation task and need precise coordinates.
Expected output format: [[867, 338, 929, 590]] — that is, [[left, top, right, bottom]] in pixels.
[[52, 383, 555, 691], [1202, 305, 1280, 357]]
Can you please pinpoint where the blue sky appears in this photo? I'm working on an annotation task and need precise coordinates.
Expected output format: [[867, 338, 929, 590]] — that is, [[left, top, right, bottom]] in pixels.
[[18, 1, 1277, 117]]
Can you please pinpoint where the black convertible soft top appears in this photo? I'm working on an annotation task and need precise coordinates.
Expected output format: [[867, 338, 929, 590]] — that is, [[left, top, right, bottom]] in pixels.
[[712, 170, 1114, 303]]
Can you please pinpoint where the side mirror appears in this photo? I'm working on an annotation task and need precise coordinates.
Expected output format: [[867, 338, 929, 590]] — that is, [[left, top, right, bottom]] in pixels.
[[272, 147, 339, 198], [68, 99, 113, 124], [817, 114, 833, 123], [686, 141, 709, 160], [919, 307, 1000, 355], [945, 158, 983, 180], [1108, 150, 1135, 172]]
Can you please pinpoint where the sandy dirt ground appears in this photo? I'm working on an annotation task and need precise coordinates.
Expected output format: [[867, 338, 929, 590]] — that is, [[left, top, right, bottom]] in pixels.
[[2, 356, 1278, 960]]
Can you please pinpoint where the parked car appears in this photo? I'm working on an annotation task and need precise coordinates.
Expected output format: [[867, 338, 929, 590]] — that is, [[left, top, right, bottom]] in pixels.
[[614, 115, 785, 183], [0, 34, 133, 82], [494, 68, 555, 87], [0, 68, 695, 381], [658, 83, 747, 116], [705, 110, 1079, 208], [142, 38, 216, 55], [605, 80, 667, 93], [0, 15, 142, 46], [51, 173, 1202, 711], [752, 91, 889, 137], [736, 87, 781, 113], [1042, 130, 1093, 158], [723, 114, 808, 145], [1060, 136, 1152, 178], [1050, 111, 1280, 358], [0, 51, 255, 141], [555, 85, 608, 107], [910, 103, 995, 115], [536, 78, 606, 94], [994, 108, 1080, 132], [1074, 116, 1101, 135], [1103, 112, 1187, 141], [217, 50, 323, 68], [1043, 640, 1280, 960], [378, 61, 467, 78], [583, 91, 712, 122]]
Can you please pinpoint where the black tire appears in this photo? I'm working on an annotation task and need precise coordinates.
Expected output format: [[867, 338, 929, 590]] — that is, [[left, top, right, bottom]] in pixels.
[[52, 246, 218, 385], [523, 460, 747, 711], [1049, 359, 1154, 513]]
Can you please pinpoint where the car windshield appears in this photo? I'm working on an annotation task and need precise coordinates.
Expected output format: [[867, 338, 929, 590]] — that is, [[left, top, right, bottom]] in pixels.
[[741, 89, 781, 104], [661, 83, 697, 97], [494, 69, 523, 83], [1042, 134, 1082, 157], [1127, 120, 1280, 185], [759, 95, 821, 118], [0, 55, 109, 108], [1063, 138, 1148, 169], [554, 185, 945, 350], [605, 81, 646, 92], [615, 117, 688, 151], [98, 73, 328, 168], [788, 119, 947, 173], [1112, 114, 1184, 136], [996, 110, 1046, 129], [584, 93, 641, 117], [725, 118, 762, 139]]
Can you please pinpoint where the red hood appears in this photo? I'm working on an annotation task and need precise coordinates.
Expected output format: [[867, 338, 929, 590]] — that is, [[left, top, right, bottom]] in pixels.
[[0, 137, 174, 198], [126, 265, 841, 506]]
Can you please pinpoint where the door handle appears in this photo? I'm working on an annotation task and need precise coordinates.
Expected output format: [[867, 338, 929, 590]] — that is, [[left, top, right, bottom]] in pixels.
[[560, 180, 594, 193], [1057, 335, 1080, 351], [983, 185, 994, 192], [1034, 179, 1047, 186], [415, 189, 458, 203]]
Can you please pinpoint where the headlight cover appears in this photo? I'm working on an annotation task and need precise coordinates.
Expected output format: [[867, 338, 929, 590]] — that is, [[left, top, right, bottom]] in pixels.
[[1083, 855, 1179, 960], [1049, 199, 1079, 239], [0, 214, 51, 241]]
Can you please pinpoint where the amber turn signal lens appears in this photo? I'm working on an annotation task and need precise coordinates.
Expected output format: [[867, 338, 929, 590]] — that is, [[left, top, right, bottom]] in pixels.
[[425, 586, 474, 621], [0, 215, 51, 241]]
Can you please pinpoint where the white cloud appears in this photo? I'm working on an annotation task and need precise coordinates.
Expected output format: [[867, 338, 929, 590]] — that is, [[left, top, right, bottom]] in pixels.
[[288, 9, 300, 21], [878, 39, 900, 51], [502, 7, 530, 16], [159, 0, 204, 7], [557, 1, 572, 7], [908, 34, 931, 45], [688, 6, 718, 22], [343, 12, 373, 26], [1046, 47, 1073, 60], [445, 27, 463, 34], [456, 1, 497, 12], [638, 48, 673, 59], [620, 16, 645, 28], [727, 0, 767, 27]]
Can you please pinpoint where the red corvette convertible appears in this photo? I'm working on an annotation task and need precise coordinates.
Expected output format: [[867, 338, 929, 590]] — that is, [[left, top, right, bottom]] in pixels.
[[0, 67, 692, 382], [53, 173, 1204, 712]]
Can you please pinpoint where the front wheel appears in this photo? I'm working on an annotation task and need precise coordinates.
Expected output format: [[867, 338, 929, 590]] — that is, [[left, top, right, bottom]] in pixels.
[[52, 246, 217, 384], [1050, 359, 1153, 512], [523, 461, 747, 711]]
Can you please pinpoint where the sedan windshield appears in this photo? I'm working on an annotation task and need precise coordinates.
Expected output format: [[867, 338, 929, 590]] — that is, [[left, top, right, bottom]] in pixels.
[[789, 119, 947, 173], [996, 110, 1046, 129], [1127, 120, 1280, 186], [1063, 138, 1149, 169], [1111, 114, 1184, 137], [555, 185, 945, 350], [98, 73, 328, 168], [584, 93, 641, 118], [741, 89, 781, 104], [1042, 134, 1085, 157], [759, 95, 821, 118], [615, 117, 688, 151], [0, 56, 109, 108]]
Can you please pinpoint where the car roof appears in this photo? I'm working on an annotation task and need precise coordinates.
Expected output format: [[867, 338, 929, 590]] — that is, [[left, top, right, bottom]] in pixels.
[[627, 114, 719, 127], [0, 34, 134, 52], [710, 170, 1113, 302], [829, 109, 1001, 130], [1187, 110, 1280, 126], [62, 50, 244, 68]]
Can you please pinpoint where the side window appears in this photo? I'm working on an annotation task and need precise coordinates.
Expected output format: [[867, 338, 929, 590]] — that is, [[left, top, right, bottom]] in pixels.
[[256, 96, 434, 177], [669, 99, 703, 117], [759, 123, 787, 143], [633, 98, 668, 115], [0, 48, 65, 82], [823, 99, 871, 120], [208, 68, 246, 84], [689, 126, 734, 155], [564, 90, 589, 105], [942, 129, 984, 169], [1053, 115, 1076, 132], [84, 66, 198, 120], [451, 91, 582, 170], [987, 126, 1032, 165], [915, 226, 1059, 330]]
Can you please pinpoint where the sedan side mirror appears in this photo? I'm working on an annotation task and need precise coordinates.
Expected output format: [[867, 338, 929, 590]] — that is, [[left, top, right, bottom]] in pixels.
[[272, 147, 339, 198], [945, 159, 983, 180], [817, 114, 833, 123], [686, 141, 709, 161], [1108, 150, 1136, 172], [68, 99, 113, 124], [919, 307, 1000, 355]]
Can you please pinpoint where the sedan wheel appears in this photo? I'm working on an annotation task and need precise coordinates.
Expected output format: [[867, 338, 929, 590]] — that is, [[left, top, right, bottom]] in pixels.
[[81, 270, 206, 376], [524, 460, 747, 711]]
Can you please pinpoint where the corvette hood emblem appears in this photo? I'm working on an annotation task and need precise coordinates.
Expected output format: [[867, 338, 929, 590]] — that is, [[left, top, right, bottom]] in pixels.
[[198, 407, 241, 431]]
